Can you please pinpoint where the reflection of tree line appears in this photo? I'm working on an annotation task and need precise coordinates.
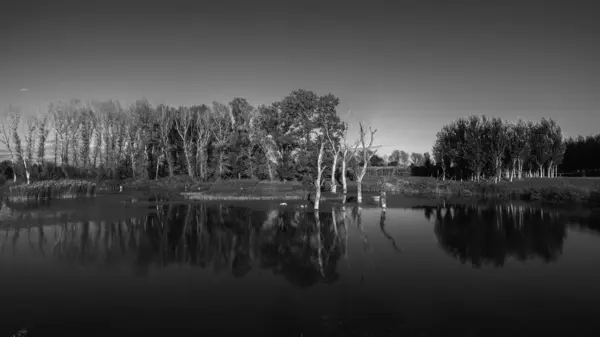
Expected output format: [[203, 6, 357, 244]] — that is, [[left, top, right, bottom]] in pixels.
[[423, 203, 572, 268], [0, 204, 398, 287]]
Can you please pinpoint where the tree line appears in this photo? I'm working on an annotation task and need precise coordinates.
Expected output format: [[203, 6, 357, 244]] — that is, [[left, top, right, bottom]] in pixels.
[[2, 90, 594, 191], [1, 89, 384, 205], [432, 115, 566, 182], [560, 134, 600, 176]]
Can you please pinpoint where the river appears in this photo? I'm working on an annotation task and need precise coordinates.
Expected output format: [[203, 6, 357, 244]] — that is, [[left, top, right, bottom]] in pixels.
[[1, 196, 599, 336]]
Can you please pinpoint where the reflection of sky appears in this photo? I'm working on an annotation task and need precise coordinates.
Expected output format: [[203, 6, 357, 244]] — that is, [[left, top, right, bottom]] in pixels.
[[1, 205, 600, 334]]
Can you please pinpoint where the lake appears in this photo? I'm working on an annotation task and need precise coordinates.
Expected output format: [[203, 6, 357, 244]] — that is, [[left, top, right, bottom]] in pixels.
[[1, 196, 600, 337]]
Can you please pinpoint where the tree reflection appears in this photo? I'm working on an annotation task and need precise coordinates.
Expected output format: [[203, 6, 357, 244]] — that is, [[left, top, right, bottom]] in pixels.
[[4, 204, 345, 287], [426, 204, 568, 267]]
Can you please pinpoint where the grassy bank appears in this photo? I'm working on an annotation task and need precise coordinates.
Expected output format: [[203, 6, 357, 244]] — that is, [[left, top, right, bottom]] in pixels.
[[379, 176, 600, 205], [182, 179, 311, 201], [105, 175, 600, 205], [2, 180, 96, 202]]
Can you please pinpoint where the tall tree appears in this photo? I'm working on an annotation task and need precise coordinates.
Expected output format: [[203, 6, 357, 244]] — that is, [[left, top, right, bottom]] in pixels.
[[211, 102, 233, 179], [0, 105, 22, 182], [410, 152, 424, 166], [174, 106, 196, 178], [353, 122, 377, 204], [486, 117, 509, 183]]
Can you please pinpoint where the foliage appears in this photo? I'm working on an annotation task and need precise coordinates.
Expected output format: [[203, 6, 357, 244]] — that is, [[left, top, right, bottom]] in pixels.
[[0, 89, 346, 185], [5, 179, 96, 201], [431, 115, 565, 181]]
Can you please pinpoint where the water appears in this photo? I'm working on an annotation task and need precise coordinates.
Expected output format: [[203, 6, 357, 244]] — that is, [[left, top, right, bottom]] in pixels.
[[1, 197, 600, 337]]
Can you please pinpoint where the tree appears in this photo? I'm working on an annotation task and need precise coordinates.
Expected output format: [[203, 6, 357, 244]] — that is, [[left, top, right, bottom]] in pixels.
[[486, 117, 509, 183], [0, 105, 22, 182], [398, 151, 410, 168], [211, 102, 233, 179], [321, 103, 344, 193], [252, 105, 280, 181], [36, 111, 50, 176], [228, 99, 254, 179], [339, 123, 358, 195], [174, 106, 196, 178], [410, 152, 424, 166], [156, 105, 175, 177], [193, 105, 212, 180], [545, 118, 565, 178], [24, 116, 38, 183], [352, 122, 377, 204]]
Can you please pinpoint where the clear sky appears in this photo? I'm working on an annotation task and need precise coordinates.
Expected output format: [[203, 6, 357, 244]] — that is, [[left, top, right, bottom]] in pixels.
[[1, 0, 598, 158]]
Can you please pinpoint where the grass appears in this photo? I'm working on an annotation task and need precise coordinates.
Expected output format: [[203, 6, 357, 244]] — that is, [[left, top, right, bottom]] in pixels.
[[103, 175, 600, 205], [3, 179, 96, 202], [373, 176, 600, 205], [182, 179, 312, 201]]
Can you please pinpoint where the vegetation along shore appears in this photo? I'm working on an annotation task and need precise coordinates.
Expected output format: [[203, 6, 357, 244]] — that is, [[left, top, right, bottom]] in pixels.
[[2, 89, 600, 206]]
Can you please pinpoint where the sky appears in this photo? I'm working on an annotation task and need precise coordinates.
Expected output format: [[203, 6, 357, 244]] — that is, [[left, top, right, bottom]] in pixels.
[[1, 0, 598, 158]]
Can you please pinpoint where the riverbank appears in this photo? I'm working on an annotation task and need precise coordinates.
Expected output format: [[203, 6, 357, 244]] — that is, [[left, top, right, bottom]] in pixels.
[[5, 176, 597, 206], [383, 176, 600, 205], [122, 176, 600, 205], [0, 179, 96, 202]]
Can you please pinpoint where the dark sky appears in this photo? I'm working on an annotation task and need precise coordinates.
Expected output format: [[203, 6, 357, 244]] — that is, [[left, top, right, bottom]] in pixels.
[[1, 0, 598, 155]]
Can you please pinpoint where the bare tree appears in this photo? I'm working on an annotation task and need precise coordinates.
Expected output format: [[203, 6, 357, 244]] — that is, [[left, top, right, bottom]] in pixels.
[[194, 107, 212, 180], [324, 120, 345, 193], [36, 111, 50, 167], [313, 139, 327, 210], [251, 107, 279, 181], [173, 107, 195, 178], [210, 102, 233, 179], [353, 122, 377, 204], [0, 105, 22, 182], [24, 116, 38, 184], [340, 123, 358, 195], [90, 108, 102, 169], [157, 105, 175, 177]]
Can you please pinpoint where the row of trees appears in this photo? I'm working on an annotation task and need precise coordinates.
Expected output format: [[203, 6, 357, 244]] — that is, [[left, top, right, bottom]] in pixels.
[[560, 134, 600, 176], [1, 89, 383, 207], [432, 116, 566, 182], [369, 150, 432, 168]]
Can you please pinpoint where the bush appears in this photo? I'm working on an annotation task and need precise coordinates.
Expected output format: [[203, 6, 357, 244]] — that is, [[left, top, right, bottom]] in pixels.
[[6, 180, 96, 202]]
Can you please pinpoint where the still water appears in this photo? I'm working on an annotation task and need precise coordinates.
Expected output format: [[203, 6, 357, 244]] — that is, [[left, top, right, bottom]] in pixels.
[[1, 197, 600, 337]]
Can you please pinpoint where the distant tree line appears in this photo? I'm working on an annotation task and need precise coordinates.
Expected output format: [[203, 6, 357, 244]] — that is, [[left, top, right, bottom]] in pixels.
[[431, 116, 566, 182], [560, 134, 600, 177], [366, 150, 435, 177]]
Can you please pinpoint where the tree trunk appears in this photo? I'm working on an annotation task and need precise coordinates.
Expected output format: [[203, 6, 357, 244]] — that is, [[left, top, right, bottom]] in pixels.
[[314, 142, 325, 211], [341, 158, 347, 194], [130, 152, 136, 180], [164, 148, 174, 177], [155, 153, 161, 180], [330, 153, 338, 193], [218, 150, 224, 179], [266, 159, 274, 181], [356, 178, 363, 204], [23, 159, 30, 185], [182, 144, 194, 178]]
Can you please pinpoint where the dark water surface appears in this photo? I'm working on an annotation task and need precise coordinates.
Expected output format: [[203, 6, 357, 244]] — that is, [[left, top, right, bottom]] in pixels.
[[1, 196, 600, 337]]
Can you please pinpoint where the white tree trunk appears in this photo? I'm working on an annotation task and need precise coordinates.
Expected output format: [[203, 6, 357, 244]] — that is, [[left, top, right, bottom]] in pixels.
[[314, 142, 325, 211], [24, 160, 30, 185], [356, 178, 363, 204], [330, 153, 338, 193], [342, 156, 347, 195]]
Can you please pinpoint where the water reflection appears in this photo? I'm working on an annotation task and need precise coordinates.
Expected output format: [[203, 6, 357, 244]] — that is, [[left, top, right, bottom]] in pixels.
[[1, 204, 385, 288], [423, 204, 568, 268]]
